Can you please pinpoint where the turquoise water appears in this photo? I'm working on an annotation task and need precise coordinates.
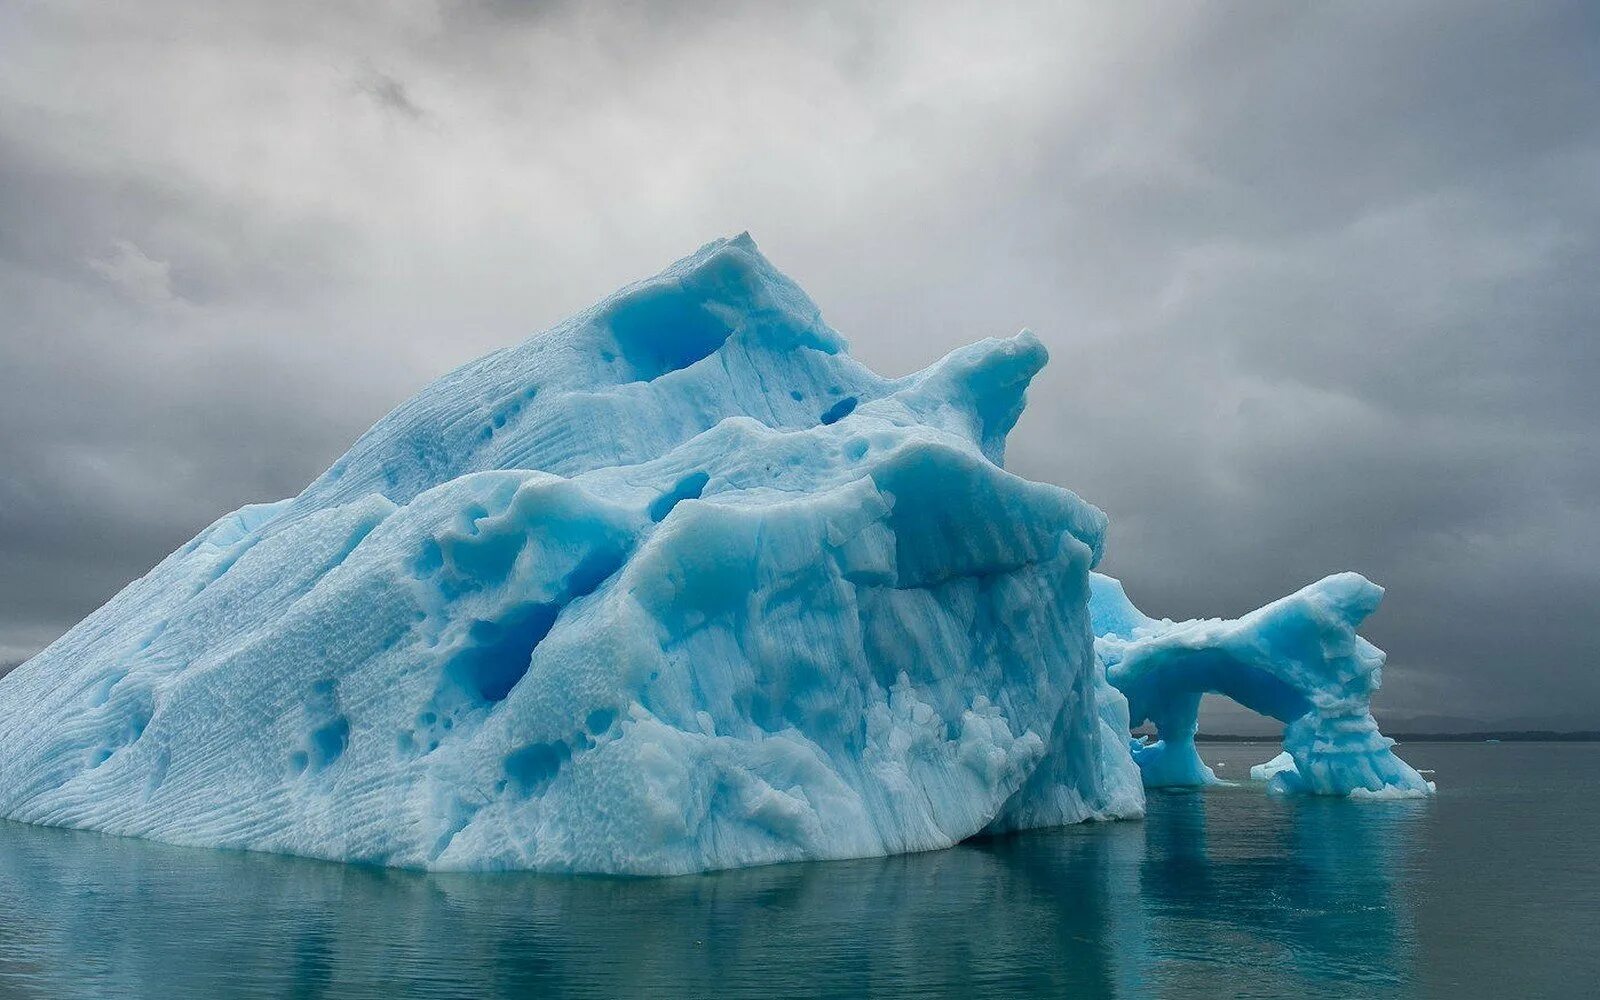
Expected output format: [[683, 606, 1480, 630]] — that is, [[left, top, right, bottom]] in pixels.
[[0, 742, 1594, 998]]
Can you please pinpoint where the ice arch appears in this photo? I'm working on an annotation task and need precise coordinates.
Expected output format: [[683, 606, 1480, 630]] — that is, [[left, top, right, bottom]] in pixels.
[[1090, 572, 1434, 798]]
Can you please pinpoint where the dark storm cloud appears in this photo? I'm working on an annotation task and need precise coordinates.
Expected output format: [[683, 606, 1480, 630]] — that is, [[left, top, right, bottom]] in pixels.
[[0, 0, 1594, 725], [358, 70, 426, 120], [980, 2, 1600, 727]]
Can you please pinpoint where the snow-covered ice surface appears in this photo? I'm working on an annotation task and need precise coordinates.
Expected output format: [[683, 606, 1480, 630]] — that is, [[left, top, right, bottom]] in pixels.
[[0, 235, 1424, 874], [1091, 572, 1433, 798]]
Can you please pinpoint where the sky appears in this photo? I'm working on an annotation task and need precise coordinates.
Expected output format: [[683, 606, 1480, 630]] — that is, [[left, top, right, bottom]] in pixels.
[[1, 0, 1596, 730]]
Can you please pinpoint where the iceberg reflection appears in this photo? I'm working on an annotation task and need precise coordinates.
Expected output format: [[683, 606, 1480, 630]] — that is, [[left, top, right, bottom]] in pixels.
[[0, 782, 1422, 998]]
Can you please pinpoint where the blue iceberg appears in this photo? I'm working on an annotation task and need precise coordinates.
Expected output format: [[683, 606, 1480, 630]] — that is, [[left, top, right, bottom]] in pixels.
[[0, 235, 1426, 874], [1091, 573, 1433, 797]]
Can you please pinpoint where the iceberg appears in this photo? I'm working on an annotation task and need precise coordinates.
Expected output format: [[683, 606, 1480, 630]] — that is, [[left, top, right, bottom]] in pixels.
[[0, 235, 1141, 873], [0, 235, 1425, 875], [1091, 572, 1434, 798]]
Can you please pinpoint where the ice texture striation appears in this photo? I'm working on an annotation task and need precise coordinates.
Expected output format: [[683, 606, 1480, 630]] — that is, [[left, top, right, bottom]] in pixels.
[[1090, 572, 1433, 798], [0, 235, 1142, 874]]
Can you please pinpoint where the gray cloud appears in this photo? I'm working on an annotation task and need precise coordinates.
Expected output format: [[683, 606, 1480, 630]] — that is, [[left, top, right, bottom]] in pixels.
[[1, 0, 1595, 728], [357, 70, 426, 120]]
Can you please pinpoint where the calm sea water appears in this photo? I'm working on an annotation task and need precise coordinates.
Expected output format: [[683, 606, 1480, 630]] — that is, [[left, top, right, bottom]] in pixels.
[[0, 742, 1594, 998]]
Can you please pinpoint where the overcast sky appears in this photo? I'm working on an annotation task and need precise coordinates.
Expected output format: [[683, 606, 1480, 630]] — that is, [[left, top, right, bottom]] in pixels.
[[1, 1, 1596, 729]]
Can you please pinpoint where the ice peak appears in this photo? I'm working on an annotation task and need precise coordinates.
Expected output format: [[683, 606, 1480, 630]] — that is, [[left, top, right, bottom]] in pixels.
[[895, 330, 1048, 465]]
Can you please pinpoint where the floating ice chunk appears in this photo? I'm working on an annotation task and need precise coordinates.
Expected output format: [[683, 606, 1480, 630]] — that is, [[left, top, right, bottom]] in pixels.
[[1250, 751, 1297, 782], [1348, 783, 1435, 801]]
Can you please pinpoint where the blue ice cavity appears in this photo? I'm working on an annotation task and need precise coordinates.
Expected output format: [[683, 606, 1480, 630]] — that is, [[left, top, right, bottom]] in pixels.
[[0, 235, 1139, 874], [1090, 571, 1434, 798]]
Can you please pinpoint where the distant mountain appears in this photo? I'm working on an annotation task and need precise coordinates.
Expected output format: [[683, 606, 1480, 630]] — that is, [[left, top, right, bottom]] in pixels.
[[1165, 707, 1600, 741], [1377, 711, 1600, 734], [1177, 700, 1600, 742]]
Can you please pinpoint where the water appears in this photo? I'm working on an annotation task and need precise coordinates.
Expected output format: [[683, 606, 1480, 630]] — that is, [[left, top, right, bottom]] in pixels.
[[0, 743, 1594, 998]]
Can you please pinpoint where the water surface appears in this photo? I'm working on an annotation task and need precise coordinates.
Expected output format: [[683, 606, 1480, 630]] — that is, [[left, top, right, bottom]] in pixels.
[[1, 742, 1594, 998]]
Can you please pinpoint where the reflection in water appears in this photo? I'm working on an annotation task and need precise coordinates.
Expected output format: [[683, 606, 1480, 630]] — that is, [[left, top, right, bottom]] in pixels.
[[1138, 787, 1423, 997], [0, 768, 1425, 999]]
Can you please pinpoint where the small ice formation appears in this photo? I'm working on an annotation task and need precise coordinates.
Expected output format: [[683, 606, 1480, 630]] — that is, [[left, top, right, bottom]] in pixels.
[[1091, 572, 1434, 798], [0, 235, 1425, 875], [1249, 751, 1297, 783]]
